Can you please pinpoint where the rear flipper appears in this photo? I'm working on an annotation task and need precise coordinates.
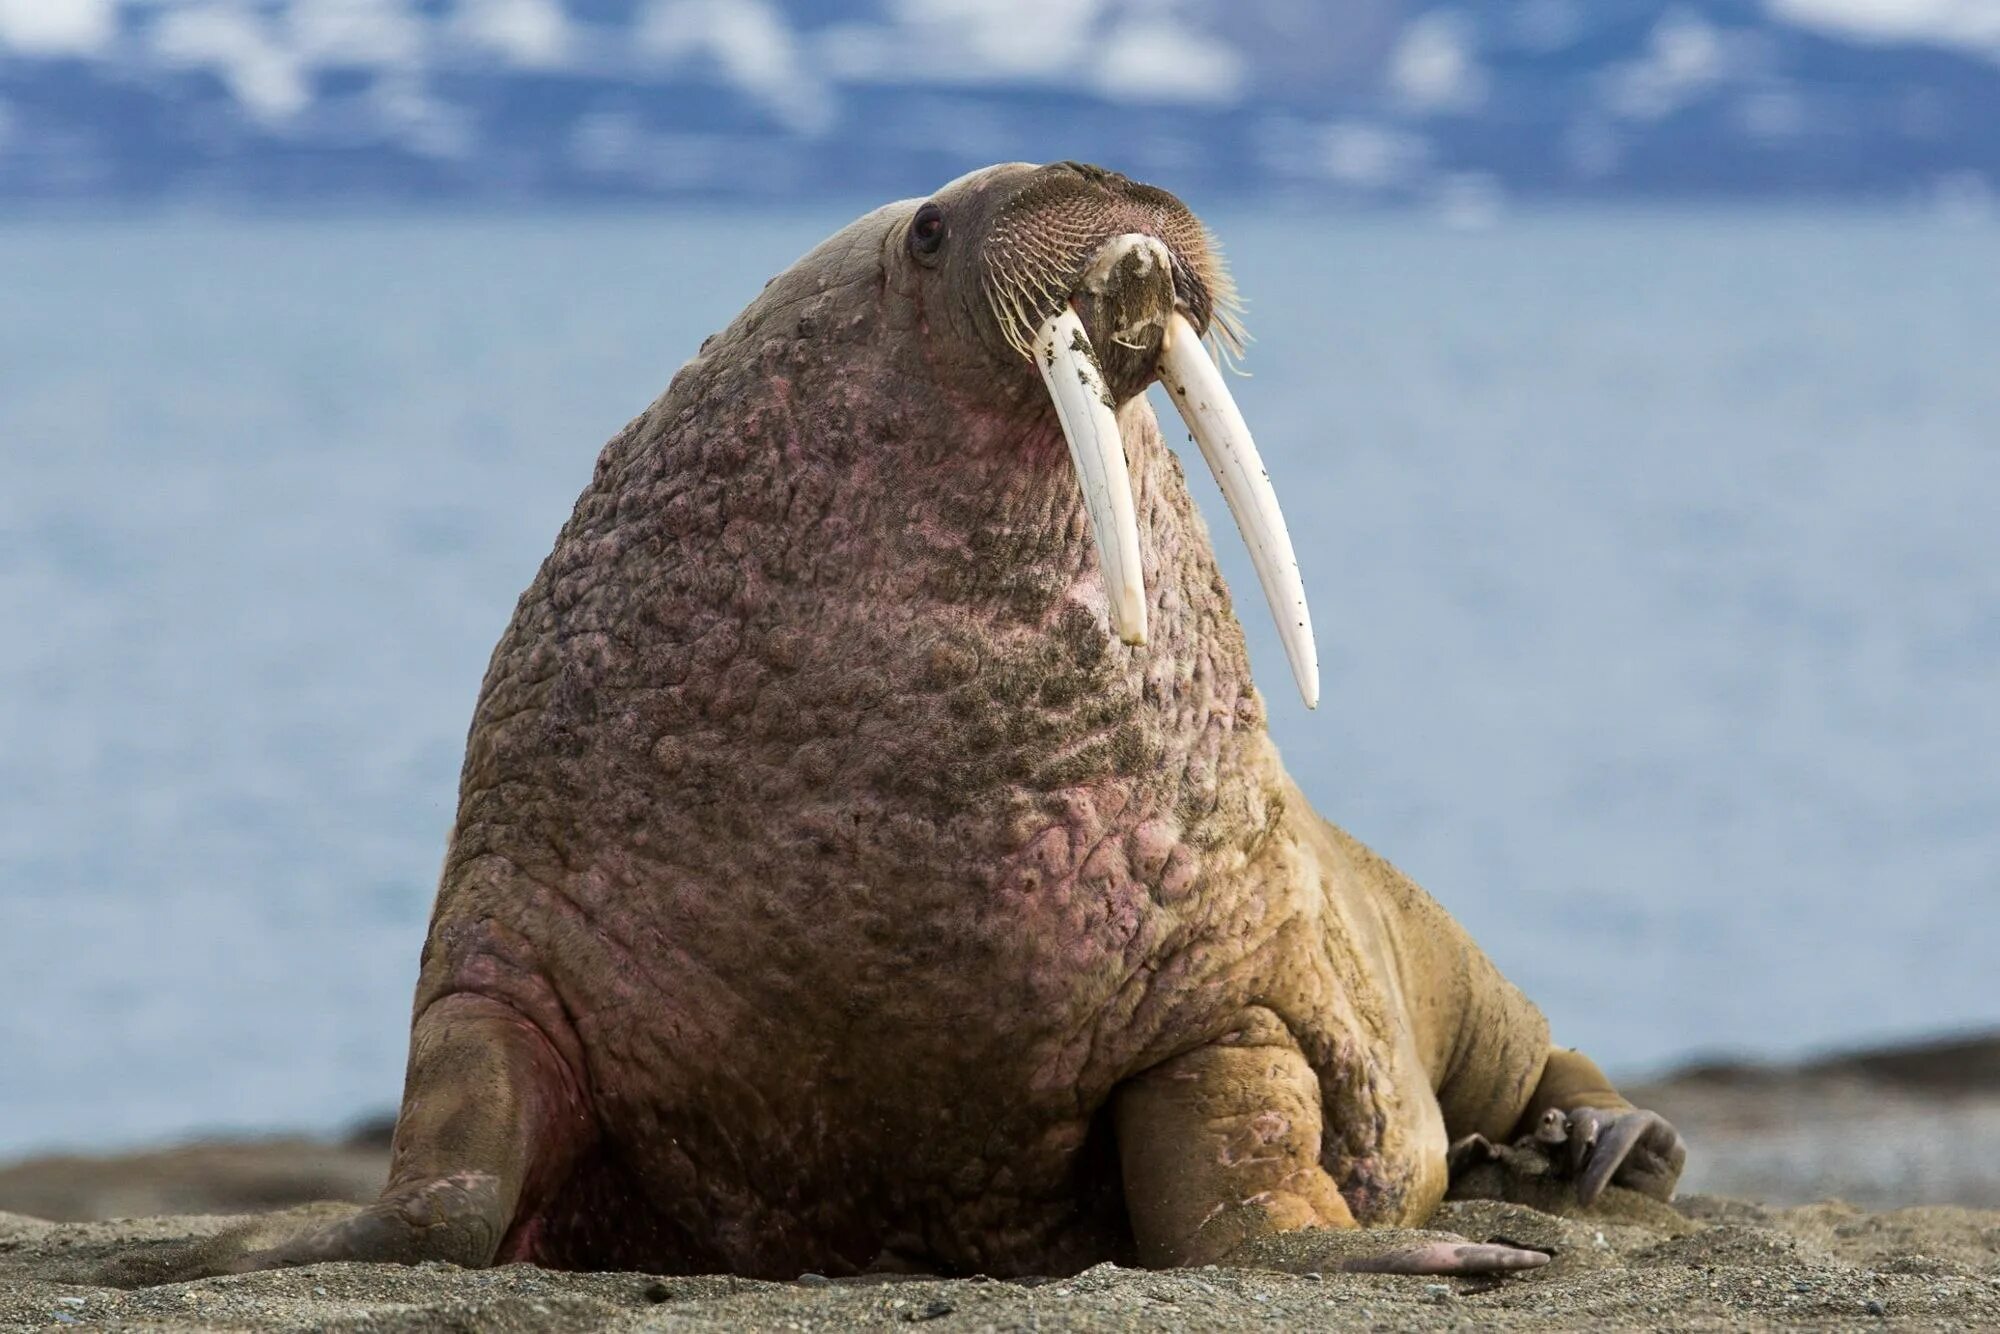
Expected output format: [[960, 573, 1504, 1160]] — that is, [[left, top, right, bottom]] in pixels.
[[1113, 1014, 1550, 1278], [1449, 1048, 1687, 1208], [65, 992, 588, 1287]]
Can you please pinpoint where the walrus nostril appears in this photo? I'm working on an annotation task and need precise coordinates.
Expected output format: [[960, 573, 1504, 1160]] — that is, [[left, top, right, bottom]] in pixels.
[[1080, 232, 1170, 297], [1074, 232, 1177, 358]]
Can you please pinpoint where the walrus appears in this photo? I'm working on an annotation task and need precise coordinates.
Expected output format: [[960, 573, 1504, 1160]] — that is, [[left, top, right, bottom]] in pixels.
[[109, 161, 1685, 1283]]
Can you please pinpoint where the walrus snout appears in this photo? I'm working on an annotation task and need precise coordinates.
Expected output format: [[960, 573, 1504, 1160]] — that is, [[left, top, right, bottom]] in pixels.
[[978, 160, 1240, 374], [898, 159, 1315, 703], [977, 162, 1316, 706]]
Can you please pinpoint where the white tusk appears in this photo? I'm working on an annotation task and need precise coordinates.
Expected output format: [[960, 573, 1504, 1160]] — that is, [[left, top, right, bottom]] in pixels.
[[1034, 307, 1148, 646], [1157, 311, 1319, 709]]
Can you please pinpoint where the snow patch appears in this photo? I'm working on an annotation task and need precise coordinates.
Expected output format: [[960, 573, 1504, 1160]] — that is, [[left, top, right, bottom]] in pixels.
[[818, 0, 1103, 85], [1094, 17, 1244, 105], [1737, 87, 1808, 141], [369, 73, 474, 158], [1767, 0, 2000, 54], [0, 0, 116, 57], [886, 0, 1106, 81], [289, 0, 424, 69], [815, 1, 1242, 106], [1318, 120, 1432, 190], [1604, 9, 1730, 121], [1390, 11, 1489, 114], [452, 0, 571, 69], [151, 5, 311, 122], [1512, 0, 1588, 53], [637, 0, 831, 134]]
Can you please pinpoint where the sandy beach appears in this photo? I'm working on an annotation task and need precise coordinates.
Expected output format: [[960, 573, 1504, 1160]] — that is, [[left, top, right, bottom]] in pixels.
[[2, 1033, 1997, 1330]]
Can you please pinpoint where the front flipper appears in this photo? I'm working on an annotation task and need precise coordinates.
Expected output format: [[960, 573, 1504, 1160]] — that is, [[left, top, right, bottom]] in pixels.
[[61, 992, 589, 1287], [1112, 1012, 1550, 1278]]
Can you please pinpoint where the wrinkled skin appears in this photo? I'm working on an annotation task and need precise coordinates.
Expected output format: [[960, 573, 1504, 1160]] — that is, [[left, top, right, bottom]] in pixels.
[[92, 162, 1684, 1285]]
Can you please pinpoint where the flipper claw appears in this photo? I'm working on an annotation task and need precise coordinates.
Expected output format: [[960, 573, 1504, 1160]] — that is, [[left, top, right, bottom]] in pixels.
[[1565, 1106, 1686, 1205], [1338, 1240, 1552, 1276], [1223, 1226, 1552, 1278]]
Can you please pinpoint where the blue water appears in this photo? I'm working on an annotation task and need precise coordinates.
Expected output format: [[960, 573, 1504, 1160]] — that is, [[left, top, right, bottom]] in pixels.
[[2, 210, 1995, 1155]]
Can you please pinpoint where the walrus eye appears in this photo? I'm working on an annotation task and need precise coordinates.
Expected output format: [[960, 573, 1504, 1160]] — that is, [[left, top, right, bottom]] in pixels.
[[909, 203, 946, 258]]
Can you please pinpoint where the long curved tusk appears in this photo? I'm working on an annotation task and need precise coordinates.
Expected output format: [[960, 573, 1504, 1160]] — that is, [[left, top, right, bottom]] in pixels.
[[1034, 306, 1148, 646], [1157, 311, 1319, 709]]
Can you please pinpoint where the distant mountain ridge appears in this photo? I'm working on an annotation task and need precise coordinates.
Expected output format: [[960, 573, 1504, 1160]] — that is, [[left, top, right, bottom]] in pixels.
[[2, 0, 1996, 205]]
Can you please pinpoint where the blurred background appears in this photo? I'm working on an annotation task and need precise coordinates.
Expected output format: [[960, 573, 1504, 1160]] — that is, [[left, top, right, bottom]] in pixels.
[[1, 0, 1995, 1194]]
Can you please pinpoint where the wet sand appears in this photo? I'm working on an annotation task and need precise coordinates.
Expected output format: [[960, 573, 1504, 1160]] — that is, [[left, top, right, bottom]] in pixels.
[[3, 1033, 1996, 1331]]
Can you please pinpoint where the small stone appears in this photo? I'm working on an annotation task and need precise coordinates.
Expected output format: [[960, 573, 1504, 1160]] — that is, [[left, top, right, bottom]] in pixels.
[[1424, 1283, 1451, 1303], [907, 1300, 954, 1322], [56, 1297, 86, 1308], [313, 1286, 328, 1297], [1865, 1299, 1887, 1317], [644, 1280, 674, 1303], [797, 1272, 831, 1287]]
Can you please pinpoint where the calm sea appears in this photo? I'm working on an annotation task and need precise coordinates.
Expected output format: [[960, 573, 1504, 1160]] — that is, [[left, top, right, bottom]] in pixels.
[[2, 209, 1995, 1154]]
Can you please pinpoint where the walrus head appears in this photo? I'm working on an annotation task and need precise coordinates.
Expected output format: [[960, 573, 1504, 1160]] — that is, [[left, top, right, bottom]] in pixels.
[[889, 161, 1318, 708]]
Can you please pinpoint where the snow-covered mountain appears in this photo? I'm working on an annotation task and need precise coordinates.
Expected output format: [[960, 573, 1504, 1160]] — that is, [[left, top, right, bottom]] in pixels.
[[2, 0, 1996, 205]]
